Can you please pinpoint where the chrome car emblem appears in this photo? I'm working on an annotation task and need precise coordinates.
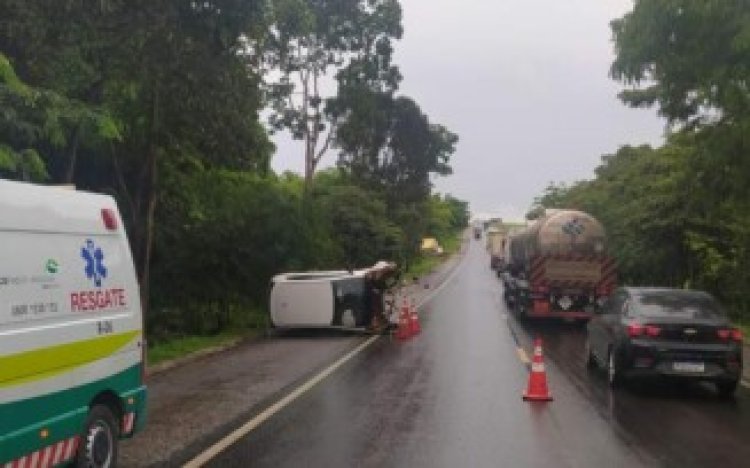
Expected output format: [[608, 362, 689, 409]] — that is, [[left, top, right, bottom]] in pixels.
[[683, 328, 698, 335]]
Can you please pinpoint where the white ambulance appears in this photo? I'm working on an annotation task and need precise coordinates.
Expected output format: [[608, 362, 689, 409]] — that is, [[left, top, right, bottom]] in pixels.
[[0, 180, 146, 468]]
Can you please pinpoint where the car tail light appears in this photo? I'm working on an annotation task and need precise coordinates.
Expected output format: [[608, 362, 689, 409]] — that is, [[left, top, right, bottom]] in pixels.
[[627, 323, 660, 338], [102, 208, 118, 231], [718, 328, 743, 343], [627, 323, 644, 337]]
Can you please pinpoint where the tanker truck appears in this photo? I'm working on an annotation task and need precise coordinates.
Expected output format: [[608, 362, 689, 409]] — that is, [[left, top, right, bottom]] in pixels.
[[504, 209, 616, 320]]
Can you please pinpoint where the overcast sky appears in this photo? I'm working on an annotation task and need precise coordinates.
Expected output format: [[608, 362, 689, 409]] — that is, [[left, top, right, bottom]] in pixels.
[[271, 0, 665, 221]]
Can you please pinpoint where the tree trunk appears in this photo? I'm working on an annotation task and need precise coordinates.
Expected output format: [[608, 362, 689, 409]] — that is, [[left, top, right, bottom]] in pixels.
[[63, 130, 80, 184], [135, 88, 161, 319], [304, 138, 314, 191], [138, 149, 158, 318]]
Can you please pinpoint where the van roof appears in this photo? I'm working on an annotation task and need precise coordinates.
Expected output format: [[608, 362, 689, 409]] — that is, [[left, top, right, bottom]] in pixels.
[[0, 179, 120, 235]]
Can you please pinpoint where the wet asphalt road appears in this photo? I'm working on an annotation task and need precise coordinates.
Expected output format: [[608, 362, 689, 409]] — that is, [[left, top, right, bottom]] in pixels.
[[203, 240, 750, 468]]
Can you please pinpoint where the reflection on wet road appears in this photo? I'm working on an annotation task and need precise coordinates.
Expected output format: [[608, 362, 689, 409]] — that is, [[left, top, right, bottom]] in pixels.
[[206, 240, 750, 467]]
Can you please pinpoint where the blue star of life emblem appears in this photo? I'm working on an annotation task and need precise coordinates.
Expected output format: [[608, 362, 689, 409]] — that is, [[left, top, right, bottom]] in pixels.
[[81, 239, 107, 287]]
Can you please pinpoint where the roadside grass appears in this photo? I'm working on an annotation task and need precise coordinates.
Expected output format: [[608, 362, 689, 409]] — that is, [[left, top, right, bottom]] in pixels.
[[404, 230, 464, 280], [147, 307, 269, 366], [147, 330, 258, 366]]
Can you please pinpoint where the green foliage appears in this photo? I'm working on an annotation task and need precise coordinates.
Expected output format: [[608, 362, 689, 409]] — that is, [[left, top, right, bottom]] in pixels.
[[534, 144, 692, 285], [611, 0, 750, 126], [535, 134, 750, 323], [148, 165, 468, 338], [0, 52, 117, 181], [150, 168, 311, 335], [0, 0, 467, 343], [312, 171, 404, 267], [264, 0, 404, 185], [147, 330, 256, 365], [426, 194, 469, 239], [1, 0, 273, 285], [335, 95, 457, 204], [598, 0, 750, 324]]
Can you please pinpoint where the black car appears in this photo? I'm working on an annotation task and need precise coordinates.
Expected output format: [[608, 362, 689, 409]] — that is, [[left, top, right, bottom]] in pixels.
[[586, 287, 743, 396]]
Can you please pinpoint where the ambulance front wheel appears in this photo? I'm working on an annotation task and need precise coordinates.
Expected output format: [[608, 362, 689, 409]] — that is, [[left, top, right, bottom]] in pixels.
[[77, 404, 120, 468]]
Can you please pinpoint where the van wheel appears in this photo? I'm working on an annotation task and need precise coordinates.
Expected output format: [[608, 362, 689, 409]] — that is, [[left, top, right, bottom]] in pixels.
[[77, 405, 120, 468]]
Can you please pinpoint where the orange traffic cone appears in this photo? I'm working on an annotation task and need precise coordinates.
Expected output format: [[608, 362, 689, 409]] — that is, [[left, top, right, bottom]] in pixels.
[[396, 297, 412, 340], [523, 338, 553, 401], [408, 297, 421, 335]]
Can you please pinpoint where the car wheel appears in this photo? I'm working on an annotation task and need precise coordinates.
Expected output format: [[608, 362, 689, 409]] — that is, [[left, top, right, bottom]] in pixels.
[[76, 404, 120, 468], [585, 338, 597, 370], [607, 349, 621, 388], [716, 380, 738, 398]]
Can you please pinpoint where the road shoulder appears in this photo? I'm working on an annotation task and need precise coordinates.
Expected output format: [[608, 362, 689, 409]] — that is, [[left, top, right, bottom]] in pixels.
[[120, 236, 468, 467]]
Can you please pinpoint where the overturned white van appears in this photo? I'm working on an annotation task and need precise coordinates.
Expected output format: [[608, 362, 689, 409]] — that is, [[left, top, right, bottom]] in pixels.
[[269, 262, 398, 330], [0, 180, 146, 467]]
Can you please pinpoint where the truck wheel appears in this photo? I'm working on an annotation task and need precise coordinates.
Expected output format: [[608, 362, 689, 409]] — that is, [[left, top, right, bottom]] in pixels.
[[76, 404, 120, 468]]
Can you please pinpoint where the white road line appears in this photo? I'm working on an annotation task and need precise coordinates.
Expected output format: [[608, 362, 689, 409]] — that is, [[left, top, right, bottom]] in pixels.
[[184, 335, 380, 467], [185, 252, 467, 467]]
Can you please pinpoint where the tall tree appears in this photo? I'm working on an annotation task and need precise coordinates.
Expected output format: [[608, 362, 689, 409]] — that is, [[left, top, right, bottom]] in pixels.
[[264, 0, 403, 188], [610, 0, 750, 127], [610, 0, 750, 315], [336, 94, 456, 205]]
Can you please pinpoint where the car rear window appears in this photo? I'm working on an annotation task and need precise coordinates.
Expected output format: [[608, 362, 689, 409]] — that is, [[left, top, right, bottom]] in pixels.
[[633, 291, 726, 319]]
